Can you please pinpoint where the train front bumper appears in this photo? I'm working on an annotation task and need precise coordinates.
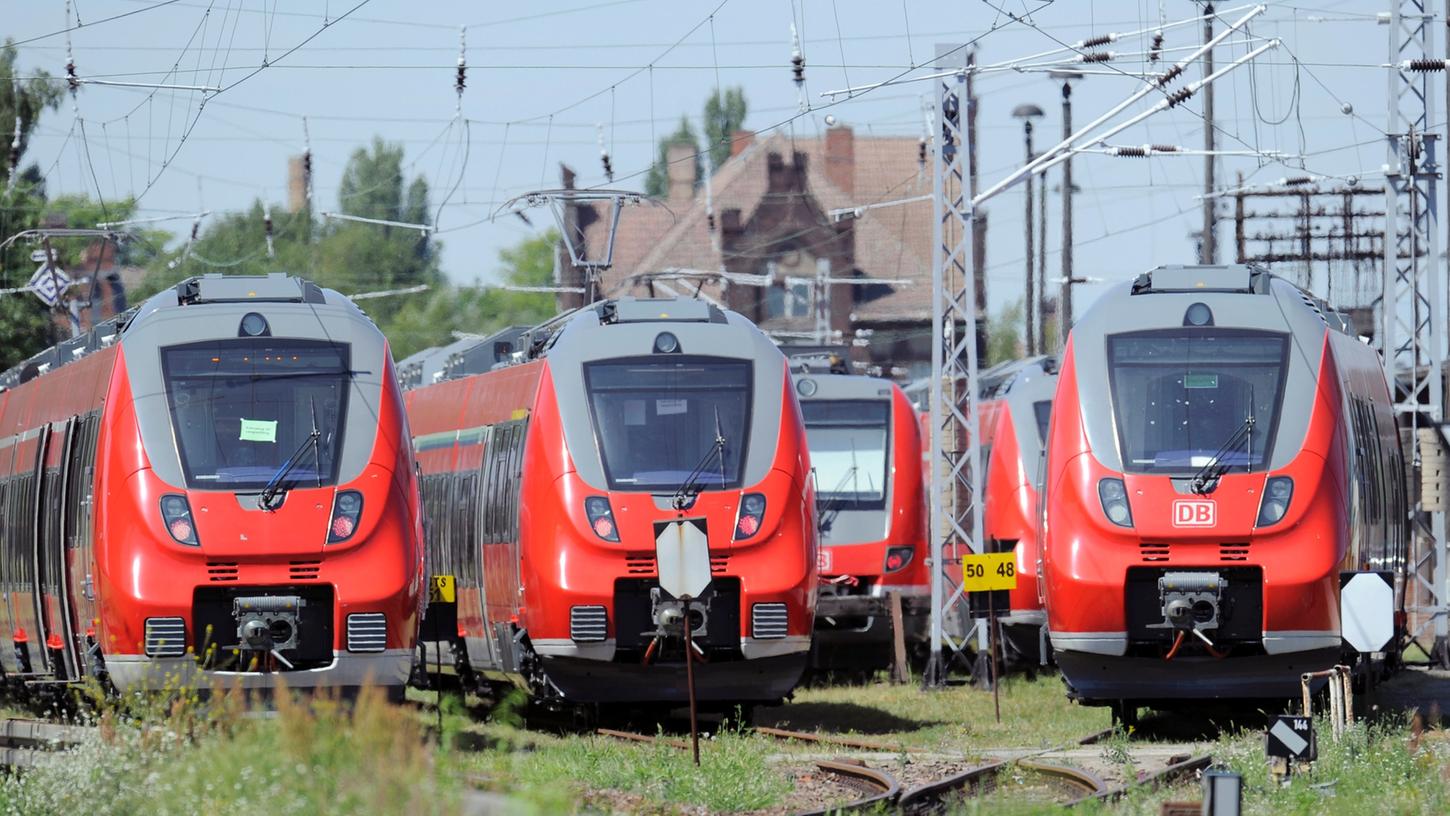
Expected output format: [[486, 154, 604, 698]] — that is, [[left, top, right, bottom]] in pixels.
[[105, 649, 413, 694]]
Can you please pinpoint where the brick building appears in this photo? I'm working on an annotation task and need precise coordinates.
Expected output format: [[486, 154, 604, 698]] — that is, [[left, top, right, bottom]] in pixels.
[[558, 126, 941, 378]]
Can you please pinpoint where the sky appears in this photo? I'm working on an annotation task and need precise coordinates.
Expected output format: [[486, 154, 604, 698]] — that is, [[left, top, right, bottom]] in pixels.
[[6, 0, 1415, 319]]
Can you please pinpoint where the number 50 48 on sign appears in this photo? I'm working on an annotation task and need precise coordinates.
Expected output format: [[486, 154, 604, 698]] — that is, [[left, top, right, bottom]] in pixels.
[[960, 553, 1018, 591]]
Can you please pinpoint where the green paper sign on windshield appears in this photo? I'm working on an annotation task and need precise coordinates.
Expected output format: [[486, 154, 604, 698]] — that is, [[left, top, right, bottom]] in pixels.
[[1184, 373, 1219, 390], [239, 418, 278, 443]]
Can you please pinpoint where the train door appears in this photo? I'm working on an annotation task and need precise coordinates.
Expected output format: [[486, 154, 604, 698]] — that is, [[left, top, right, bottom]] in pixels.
[[34, 418, 83, 680], [0, 434, 18, 674], [26, 424, 52, 677], [62, 414, 99, 678], [481, 420, 526, 651]]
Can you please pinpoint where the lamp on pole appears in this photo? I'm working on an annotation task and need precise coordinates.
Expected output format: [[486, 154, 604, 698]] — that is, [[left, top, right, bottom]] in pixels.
[[1050, 70, 1084, 349], [1011, 103, 1045, 356]]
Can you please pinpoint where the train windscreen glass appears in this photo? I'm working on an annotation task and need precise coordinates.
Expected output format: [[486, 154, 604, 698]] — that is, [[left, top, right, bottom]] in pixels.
[[585, 358, 751, 490], [1033, 400, 1052, 444], [1108, 330, 1288, 473], [161, 339, 350, 490], [802, 400, 889, 508]]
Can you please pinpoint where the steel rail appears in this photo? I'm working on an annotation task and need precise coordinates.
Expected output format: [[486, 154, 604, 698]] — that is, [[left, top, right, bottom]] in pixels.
[[1092, 754, 1213, 803], [1016, 758, 1109, 805], [897, 759, 1008, 814], [755, 725, 927, 754], [0, 717, 94, 769], [796, 759, 901, 816]]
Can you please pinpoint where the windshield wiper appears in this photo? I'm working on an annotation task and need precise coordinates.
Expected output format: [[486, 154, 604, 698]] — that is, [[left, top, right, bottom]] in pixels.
[[259, 409, 323, 510], [817, 465, 859, 533], [671, 410, 728, 511], [1190, 415, 1255, 495]]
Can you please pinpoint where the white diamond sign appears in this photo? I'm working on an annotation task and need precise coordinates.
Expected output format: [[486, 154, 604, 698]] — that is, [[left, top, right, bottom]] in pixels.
[[27, 263, 72, 308], [1341, 571, 1394, 653]]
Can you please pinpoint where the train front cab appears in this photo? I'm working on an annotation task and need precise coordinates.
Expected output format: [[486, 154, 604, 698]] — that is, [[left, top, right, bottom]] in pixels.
[[795, 373, 928, 669], [410, 300, 819, 706], [1044, 266, 1406, 709], [97, 276, 423, 695], [978, 357, 1057, 666]]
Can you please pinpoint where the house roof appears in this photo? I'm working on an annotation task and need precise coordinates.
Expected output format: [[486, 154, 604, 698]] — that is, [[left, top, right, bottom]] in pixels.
[[572, 129, 937, 322]]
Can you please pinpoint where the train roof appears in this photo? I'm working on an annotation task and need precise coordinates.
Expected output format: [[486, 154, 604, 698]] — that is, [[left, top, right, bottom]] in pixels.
[[0, 273, 361, 392], [1116, 264, 1356, 336], [791, 371, 900, 402]]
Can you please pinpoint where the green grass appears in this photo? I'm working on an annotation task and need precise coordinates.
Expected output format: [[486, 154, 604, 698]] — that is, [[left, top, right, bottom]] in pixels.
[[760, 672, 1112, 750], [0, 687, 465, 816]]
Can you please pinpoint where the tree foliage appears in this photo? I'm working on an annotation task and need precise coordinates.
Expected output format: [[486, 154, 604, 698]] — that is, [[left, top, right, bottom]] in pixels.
[[643, 87, 749, 198], [987, 298, 1025, 366], [703, 86, 748, 171]]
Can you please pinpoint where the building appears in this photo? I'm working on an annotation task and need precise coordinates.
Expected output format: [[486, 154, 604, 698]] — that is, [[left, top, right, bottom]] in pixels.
[[557, 126, 946, 378]]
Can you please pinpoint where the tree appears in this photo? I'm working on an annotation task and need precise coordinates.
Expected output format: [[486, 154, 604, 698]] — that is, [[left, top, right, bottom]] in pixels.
[[643, 117, 701, 198], [384, 230, 560, 359], [703, 86, 748, 171], [2, 40, 78, 370], [987, 298, 1025, 366]]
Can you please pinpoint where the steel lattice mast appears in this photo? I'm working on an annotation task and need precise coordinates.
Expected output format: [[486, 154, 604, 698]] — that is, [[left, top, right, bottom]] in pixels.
[[1382, 0, 1448, 666], [925, 47, 986, 686]]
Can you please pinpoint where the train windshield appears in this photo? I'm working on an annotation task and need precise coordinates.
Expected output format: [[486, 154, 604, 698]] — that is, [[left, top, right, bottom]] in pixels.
[[802, 400, 890, 508], [1033, 400, 1052, 444], [1108, 330, 1287, 473], [161, 339, 350, 490], [585, 358, 751, 491]]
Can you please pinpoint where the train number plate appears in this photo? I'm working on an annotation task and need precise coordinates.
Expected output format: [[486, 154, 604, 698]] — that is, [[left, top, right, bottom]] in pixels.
[[429, 574, 456, 603], [1172, 499, 1216, 527], [960, 553, 1017, 591]]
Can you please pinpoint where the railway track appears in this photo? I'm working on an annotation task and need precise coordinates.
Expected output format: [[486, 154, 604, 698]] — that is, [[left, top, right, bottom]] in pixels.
[[0, 718, 93, 769], [593, 724, 1192, 814]]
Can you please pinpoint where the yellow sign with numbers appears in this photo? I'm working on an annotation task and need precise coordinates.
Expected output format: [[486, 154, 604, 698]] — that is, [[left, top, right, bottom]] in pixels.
[[960, 553, 1018, 591], [428, 574, 457, 603]]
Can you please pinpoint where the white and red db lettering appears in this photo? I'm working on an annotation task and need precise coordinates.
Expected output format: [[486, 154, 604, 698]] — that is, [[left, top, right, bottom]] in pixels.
[[1172, 499, 1216, 527]]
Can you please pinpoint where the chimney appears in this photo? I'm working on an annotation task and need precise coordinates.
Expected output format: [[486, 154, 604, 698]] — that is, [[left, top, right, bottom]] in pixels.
[[729, 129, 755, 159], [287, 155, 308, 213], [666, 142, 697, 205], [824, 125, 854, 195]]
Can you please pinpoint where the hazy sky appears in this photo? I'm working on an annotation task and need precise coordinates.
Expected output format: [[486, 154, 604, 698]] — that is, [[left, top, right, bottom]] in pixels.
[[7, 0, 1412, 317]]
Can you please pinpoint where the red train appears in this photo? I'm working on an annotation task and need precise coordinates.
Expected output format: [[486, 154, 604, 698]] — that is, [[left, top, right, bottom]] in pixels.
[[1042, 265, 1407, 720], [792, 370, 929, 668], [404, 298, 818, 707], [0, 273, 425, 696], [977, 356, 1058, 666]]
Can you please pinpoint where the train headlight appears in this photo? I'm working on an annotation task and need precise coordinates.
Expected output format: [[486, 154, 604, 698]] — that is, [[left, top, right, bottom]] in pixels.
[[1097, 478, 1134, 528], [884, 546, 914, 573], [1256, 476, 1294, 527], [160, 494, 199, 546], [735, 493, 767, 540], [328, 490, 364, 543], [584, 496, 620, 542]]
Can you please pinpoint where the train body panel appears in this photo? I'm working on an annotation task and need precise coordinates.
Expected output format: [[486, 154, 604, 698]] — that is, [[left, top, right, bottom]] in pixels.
[[1043, 266, 1406, 705], [978, 356, 1057, 662], [0, 274, 424, 694], [793, 373, 928, 662], [406, 299, 818, 705]]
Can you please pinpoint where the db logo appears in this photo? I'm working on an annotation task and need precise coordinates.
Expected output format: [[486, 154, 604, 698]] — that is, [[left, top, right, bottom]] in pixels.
[[1173, 499, 1216, 527], [818, 548, 832, 572]]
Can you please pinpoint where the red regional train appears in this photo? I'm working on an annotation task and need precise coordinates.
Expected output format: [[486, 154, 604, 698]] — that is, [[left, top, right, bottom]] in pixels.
[[0, 273, 425, 696], [977, 356, 1058, 667], [1042, 265, 1407, 721], [404, 297, 818, 707], [792, 369, 929, 668]]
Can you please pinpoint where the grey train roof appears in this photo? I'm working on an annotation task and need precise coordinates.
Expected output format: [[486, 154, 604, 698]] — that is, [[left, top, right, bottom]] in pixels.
[[791, 372, 898, 402], [1, 273, 357, 392]]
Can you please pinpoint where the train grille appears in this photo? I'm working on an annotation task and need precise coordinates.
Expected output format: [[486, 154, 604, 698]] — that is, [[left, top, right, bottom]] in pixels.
[[346, 613, 388, 653], [144, 617, 188, 657], [751, 603, 789, 639], [206, 562, 239, 582], [290, 560, 322, 581], [622, 553, 730, 575], [1219, 543, 1251, 562], [625, 553, 655, 575], [1139, 543, 1170, 562], [570, 606, 608, 642]]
